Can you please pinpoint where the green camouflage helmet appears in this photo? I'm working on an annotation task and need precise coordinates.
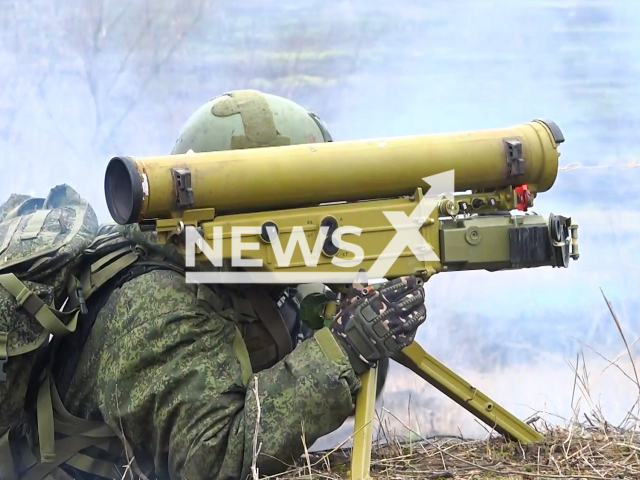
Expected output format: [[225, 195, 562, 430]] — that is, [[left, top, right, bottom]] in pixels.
[[171, 89, 333, 154]]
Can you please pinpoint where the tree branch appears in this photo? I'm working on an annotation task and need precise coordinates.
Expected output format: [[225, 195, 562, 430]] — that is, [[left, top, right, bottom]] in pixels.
[[101, 0, 210, 148]]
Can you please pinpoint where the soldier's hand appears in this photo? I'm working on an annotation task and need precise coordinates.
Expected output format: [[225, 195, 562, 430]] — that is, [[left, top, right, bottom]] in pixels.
[[329, 275, 426, 375]]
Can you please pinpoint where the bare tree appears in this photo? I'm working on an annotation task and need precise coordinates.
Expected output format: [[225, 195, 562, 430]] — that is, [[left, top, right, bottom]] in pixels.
[[2, 0, 384, 185], [40, 0, 212, 154]]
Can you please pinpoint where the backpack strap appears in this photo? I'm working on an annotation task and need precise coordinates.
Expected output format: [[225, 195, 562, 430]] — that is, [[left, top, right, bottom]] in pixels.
[[0, 274, 80, 340], [243, 288, 293, 361], [78, 246, 140, 302], [19, 210, 50, 241], [17, 373, 127, 480]]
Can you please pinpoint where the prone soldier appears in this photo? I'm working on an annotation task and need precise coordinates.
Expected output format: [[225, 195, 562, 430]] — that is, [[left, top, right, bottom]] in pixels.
[[39, 90, 427, 480]]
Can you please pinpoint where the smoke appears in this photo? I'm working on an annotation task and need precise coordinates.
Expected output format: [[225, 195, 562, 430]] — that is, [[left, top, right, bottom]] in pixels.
[[2, 0, 639, 445]]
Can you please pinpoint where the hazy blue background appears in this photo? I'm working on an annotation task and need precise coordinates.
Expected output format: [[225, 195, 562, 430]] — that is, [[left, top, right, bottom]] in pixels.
[[1, 0, 639, 443]]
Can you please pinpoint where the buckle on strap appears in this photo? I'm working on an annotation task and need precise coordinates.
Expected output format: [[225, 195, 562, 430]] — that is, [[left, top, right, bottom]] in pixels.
[[15, 285, 33, 307]]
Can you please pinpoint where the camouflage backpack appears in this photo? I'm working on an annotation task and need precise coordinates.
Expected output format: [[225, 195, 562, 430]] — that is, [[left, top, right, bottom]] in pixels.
[[0, 185, 102, 479]]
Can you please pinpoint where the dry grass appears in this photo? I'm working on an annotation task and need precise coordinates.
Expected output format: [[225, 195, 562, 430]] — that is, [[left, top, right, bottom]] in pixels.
[[272, 417, 640, 479]]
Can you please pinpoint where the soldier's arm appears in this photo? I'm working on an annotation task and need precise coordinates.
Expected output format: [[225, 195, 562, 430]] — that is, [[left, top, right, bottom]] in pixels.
[[237, 328, 361, 478], [83, 270, 360, 480]]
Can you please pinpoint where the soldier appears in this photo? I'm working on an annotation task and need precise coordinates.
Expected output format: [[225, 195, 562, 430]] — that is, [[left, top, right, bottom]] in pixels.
[[13, 90, 427, 480]]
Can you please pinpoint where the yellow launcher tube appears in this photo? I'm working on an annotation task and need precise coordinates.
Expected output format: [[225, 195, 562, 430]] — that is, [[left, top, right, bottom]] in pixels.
[[104, 119, 563, 224]]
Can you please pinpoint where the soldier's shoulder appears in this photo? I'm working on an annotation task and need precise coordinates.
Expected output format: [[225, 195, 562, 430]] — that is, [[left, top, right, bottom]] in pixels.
[[119, 268, 195, 298]]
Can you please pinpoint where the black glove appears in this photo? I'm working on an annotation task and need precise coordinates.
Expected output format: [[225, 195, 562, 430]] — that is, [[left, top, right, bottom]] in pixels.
[[330, 275, 426, 375]]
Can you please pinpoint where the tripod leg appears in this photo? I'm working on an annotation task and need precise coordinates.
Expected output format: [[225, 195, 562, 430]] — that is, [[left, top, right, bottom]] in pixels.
[[392, 341, 543, 443], [350, 365, 378, 480]]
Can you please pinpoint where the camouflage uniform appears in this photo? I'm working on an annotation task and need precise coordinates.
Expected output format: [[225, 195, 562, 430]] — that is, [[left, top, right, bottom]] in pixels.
[[54, 91, 355, 480], [45, 90, 425, 480], [56, 267, 361, 479]]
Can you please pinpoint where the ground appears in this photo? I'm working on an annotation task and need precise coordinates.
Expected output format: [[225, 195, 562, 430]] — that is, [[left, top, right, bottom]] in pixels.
[[275, 417, 640, 480]]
